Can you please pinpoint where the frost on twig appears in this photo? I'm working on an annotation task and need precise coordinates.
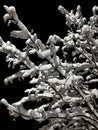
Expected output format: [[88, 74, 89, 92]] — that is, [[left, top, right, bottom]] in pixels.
[[1, 4, 98, 130]]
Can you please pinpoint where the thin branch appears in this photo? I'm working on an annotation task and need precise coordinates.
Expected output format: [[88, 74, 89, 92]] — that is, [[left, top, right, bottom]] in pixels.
[[72, 81, 98, 120]]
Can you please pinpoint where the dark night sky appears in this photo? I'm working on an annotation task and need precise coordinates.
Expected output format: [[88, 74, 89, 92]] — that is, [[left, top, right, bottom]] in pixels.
[[0, 0, 98, 129]]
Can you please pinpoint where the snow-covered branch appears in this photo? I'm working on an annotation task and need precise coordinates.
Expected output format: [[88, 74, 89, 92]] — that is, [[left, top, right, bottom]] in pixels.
[[1, 4, 98, 130]]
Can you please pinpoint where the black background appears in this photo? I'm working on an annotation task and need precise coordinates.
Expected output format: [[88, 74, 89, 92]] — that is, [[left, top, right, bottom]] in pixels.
[[0, 0, 98, 129]]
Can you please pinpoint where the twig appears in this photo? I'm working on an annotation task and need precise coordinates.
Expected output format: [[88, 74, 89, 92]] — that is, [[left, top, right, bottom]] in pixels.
[[72, 81, 98, 120]]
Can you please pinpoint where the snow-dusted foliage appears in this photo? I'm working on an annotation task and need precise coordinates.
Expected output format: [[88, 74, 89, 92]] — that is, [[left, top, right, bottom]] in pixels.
[[1, 4, 98, 130]]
